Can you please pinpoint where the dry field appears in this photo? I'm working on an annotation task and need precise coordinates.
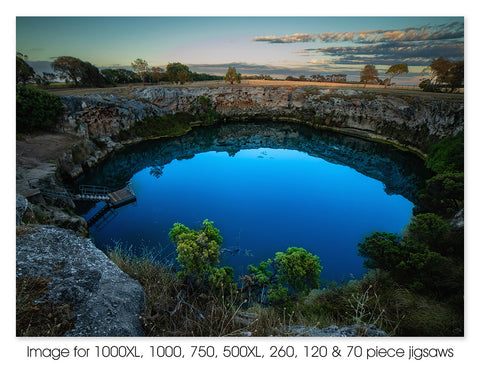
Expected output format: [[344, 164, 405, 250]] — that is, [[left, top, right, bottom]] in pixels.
[[47, 80, 464, 103]]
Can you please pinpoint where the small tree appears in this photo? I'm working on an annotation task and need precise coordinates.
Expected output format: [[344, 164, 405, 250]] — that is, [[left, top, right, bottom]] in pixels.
[[385, 63, 408, 88], [16, 53, 36, 85], [169, 219, 235, 289], [420, 57, 464, 93], [224, 67, 241, 84], [79, 61, 106, 87], [360, 64, 378, 87], [275, 247, 322, 293], [131, 58, 150, 83], [166, 62, 192, 84], [52, 56, 85, 87]]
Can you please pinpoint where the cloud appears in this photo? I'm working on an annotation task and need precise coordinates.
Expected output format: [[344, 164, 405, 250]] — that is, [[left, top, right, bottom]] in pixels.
[[253, 33, 318, 43], [303, 41, 464, 66], [252, 22, 463, 44]]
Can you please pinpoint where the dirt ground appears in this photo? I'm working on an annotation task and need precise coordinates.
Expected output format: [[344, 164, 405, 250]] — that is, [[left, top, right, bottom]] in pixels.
[[16, 133, 81, 168], [16, 133, 82, 195]]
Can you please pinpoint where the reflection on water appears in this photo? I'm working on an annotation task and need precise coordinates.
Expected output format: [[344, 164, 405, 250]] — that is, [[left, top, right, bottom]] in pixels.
[[77, 122, 430, 282]]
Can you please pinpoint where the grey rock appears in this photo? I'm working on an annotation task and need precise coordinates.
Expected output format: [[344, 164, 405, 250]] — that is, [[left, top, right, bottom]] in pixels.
[[450, 208, 464, 230], [16, 225, 145, 336], [16, 194, 28, 225]]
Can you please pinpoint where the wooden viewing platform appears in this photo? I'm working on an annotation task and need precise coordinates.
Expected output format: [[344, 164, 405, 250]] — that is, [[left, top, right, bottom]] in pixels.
[[108, 186, 136, 208], [37, 182, 136, 227]]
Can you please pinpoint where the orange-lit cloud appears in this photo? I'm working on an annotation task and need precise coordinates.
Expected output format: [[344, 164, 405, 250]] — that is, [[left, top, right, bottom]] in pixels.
[[252, 22, 463, 44]]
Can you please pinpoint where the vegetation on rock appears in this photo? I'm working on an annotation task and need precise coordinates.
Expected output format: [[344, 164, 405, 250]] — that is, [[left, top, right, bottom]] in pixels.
[[16, 85, 65, 133]]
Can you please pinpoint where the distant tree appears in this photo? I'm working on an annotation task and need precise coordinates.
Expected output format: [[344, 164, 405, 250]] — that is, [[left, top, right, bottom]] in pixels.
[[331, 74, 347, 82], [52, 56, 85, 87], [360, 64, 378, 87], [420, 57, 464, 93], [224, 67, 241, 84], [166, 62, 192, 84], [131, 58, 150, 83], [191, 72, 223, 81], [385, 63, 408, 88], [79, 61, 106, 87], [16, 53, 36, 85], [34, 72, 56, 89], [101, 68, 141, 85], [52, 56, 106, 87], [149, 66, 167, 83], [430, 57, 452, 85], [447, 60, 464, 92]]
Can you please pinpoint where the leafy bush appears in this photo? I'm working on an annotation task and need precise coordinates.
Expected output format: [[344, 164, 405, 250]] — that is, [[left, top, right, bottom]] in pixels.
[[168, 219, 237, 295], [189, 96, 218, 124], [275, 247, 322, 293], [405, 213, 450, 255], [415, 132, 464, 217], [425, 131, 463, 174], [419, 79, 442, 92], [131, 112, 195, 138], [245, 247, 322, 307], [416, 172, 464, 218], [16, 85, 65, 133], [358, 214, 462, 296], [169, 220, 222, 278]]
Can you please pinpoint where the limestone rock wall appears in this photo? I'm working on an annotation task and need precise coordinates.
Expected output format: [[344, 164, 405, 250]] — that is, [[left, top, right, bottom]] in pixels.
[[60, 86, 464, 153]]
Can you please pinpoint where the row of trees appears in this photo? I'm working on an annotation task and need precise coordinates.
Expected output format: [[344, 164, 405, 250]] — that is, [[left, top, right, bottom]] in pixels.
[[16, 54, 227, 88], [359, 57, 463, 92], [359, 63, 409, 88], [17, 53, 57, 88], [419, 57, 464, 92], [286, 74, 347, 83]]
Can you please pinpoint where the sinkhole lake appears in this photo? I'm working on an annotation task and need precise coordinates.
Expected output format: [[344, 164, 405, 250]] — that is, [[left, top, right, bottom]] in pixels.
[[78, 123, 429, 282]]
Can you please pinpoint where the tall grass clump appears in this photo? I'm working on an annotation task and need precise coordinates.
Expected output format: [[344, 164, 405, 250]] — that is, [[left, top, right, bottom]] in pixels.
[[16, 277, 74, 336], [107, 246, 248, 336]]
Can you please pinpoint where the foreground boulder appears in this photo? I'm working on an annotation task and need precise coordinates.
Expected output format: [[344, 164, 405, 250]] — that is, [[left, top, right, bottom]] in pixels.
[[16, 225, 145, 336]]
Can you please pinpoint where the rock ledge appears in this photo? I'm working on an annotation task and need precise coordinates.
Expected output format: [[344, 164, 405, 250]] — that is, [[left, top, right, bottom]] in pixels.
[[16, 225, 145, 336]]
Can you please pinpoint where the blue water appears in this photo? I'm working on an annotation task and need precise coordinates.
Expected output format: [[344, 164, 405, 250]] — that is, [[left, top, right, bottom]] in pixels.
[[84, 147, 414, 282]]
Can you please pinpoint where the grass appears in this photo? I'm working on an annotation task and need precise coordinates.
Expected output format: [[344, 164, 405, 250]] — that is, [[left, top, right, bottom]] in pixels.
[[107, 247, 251, 336], [16, 277, 74, 336], [14, 244, 462, 337], [105, 248, 463, 337]]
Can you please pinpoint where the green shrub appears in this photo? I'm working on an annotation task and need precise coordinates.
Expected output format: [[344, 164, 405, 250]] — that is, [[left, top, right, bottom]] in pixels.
[[189, 96, 218, 124], [168, 219, 236, 294], [16, 85, 65, 133], [275, 247, 322, 293], [426, 131, 463, 174], [131, 112, 195, 138], [416, 172, 464, 218], [358, 220, 461, 296], [245, 247, 322, 307]]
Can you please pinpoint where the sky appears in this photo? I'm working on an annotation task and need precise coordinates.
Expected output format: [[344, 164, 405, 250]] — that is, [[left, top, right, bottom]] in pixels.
[[16, 16, 464, 85]]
